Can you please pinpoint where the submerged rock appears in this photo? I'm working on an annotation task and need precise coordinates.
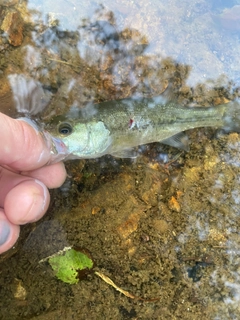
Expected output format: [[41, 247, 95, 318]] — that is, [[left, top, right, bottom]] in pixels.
[[1, 10, 24, 46]]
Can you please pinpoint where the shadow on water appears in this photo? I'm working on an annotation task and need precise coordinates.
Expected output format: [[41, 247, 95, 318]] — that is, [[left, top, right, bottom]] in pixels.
[[1, 0, 240, 319]]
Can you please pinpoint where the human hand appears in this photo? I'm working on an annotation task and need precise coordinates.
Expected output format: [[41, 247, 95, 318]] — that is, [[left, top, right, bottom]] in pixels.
[[0, 113, 67, 254]]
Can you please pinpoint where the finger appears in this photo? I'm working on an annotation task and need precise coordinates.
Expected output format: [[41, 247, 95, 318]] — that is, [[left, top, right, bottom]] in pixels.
[[21, 162, 67, 189], [0, 167, 30, 205], [4, 179, 50, 225], [0, 209, 20, 254], [0, 113, 55, 170], [0, 167, 50, 222]]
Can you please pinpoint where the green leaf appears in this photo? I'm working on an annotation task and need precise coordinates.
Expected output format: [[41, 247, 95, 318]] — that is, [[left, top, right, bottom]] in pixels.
[[49, 248, 93, 284]]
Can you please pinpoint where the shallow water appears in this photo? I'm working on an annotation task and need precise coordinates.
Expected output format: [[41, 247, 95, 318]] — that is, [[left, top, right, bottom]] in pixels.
[[1, 0, 240, 319]]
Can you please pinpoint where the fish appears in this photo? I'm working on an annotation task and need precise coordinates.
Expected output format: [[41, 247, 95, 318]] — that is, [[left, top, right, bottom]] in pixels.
[[6, 74, 239, 163], [41, 95, 237, 162]]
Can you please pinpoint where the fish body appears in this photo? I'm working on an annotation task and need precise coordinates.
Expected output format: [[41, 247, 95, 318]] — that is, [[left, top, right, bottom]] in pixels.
[[45, 96, 227, 161]]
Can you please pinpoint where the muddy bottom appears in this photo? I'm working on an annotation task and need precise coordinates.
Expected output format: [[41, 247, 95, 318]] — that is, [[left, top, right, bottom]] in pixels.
[[1, 129, 240, 319]]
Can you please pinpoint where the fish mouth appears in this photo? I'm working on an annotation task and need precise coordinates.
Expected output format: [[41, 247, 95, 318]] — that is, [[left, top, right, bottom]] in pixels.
[[42, 131, 70, 164], [18, 117, 70, 163]]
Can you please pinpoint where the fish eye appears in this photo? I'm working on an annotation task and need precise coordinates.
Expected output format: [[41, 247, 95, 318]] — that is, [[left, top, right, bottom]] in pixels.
[[58, 122, 73, 136]]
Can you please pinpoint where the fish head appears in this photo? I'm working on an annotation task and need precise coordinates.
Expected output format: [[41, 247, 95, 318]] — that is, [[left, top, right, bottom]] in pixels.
[[18, 117, 70, 163], [48, 120, 112, 160]]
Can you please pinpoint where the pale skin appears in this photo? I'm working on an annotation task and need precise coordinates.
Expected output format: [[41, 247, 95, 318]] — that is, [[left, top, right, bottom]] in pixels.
[[0, 113, 67, 254]]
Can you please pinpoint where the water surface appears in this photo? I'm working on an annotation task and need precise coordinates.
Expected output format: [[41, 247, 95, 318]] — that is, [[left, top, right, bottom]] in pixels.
[[0, 0, 240, 319]]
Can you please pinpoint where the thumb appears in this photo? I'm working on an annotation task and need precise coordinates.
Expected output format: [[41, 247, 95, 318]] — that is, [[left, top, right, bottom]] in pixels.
[[0, 112, 66, 171]]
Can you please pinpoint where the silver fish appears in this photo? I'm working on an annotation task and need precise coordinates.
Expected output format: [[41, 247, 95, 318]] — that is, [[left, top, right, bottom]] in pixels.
[[43, 96, 233, 162]]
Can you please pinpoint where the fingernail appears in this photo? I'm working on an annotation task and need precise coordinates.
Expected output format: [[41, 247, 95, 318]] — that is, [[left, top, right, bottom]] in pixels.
[[0, 220, 10, 245], [26, 180, 48, 223], [34, 179, 47, 207]]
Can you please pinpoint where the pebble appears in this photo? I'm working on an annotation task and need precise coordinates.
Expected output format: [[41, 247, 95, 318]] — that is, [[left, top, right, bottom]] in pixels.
[[1, 10, 24, 46]]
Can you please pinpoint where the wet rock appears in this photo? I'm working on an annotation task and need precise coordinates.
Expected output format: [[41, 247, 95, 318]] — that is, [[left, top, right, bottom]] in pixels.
[[117, 211, 141, 239], [13, 279, 27, 301], [153, 219, 169, 234], [168, 196, 181, 212], [91, 206, 101, 215], [0, 76, 15, 115], [0, 0, 18, 6], [1, 10, 24, 46]]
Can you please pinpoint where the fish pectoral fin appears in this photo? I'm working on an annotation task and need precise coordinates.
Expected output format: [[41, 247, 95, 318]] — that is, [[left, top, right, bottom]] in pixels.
[[161, 132, 189, 151], [111, 148, 138, 159]]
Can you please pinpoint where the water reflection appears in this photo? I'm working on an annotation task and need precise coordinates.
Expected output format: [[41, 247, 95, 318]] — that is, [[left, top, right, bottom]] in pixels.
[[0, 1, 240, 119], [1, 0, 240, 319]]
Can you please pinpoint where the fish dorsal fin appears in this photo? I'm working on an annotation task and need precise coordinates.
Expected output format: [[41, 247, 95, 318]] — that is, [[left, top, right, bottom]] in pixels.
[[161, 132, 189, 151], [8, 74, 52, 116]]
